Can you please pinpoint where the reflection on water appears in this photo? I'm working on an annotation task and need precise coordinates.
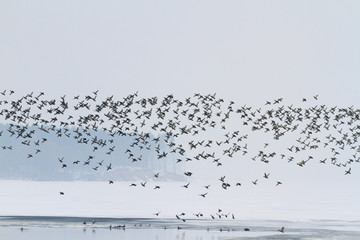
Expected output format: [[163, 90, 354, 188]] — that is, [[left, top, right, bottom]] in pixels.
[[1, 216, 360, 240]]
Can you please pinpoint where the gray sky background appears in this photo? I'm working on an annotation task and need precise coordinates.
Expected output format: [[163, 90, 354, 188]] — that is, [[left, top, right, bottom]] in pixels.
[[1, 1, 360, 219], [1, 1, 360, 105]]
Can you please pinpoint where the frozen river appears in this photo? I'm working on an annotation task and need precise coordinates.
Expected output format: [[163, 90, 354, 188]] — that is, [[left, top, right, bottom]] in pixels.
[[1, 180, 360, 239]]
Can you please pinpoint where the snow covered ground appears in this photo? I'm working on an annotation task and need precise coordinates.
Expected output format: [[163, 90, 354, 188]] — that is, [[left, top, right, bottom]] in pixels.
[[0, 180, 359, 221]]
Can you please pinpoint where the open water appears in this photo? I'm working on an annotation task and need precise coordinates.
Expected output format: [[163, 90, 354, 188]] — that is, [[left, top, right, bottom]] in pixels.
[[1, 216, 360, 240]]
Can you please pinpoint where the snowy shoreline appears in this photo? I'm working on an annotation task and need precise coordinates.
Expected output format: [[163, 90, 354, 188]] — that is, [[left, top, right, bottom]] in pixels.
[[1, 215, 360, 240]]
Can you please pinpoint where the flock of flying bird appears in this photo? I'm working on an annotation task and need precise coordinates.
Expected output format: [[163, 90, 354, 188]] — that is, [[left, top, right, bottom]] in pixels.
[[0, 90, 359, 222]]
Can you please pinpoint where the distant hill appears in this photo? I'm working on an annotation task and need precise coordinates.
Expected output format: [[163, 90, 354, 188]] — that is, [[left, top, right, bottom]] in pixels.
[[0, 124, 185, 181]]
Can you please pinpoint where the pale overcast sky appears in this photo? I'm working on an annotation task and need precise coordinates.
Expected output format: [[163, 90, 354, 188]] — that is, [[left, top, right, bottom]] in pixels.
[[1, 1, 360, 105]]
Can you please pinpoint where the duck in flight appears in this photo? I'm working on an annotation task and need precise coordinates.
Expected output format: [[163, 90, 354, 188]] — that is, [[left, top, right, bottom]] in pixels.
[[199, 192, 208, 198], [182, 182, 190, 188]]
